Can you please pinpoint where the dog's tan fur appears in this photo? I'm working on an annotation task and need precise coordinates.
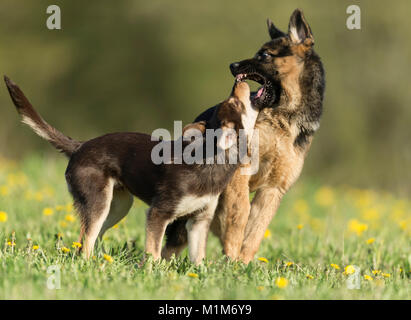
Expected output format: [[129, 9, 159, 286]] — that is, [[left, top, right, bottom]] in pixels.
[[209, 10, 324, 263]]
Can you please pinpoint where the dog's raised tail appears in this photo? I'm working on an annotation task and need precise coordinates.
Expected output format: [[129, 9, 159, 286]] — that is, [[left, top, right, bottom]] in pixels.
[[4, 76, 81, 157]]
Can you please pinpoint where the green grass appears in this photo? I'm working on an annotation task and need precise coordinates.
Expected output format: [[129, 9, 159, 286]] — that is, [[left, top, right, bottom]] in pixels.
[[0, 154, 409, 299]]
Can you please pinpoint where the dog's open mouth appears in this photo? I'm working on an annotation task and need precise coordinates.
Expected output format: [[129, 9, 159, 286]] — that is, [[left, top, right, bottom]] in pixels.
[[235, 72, 273, 108]]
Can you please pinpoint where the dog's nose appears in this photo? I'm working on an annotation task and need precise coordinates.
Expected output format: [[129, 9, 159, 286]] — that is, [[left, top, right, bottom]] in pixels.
[[230, 62, 240, 74]]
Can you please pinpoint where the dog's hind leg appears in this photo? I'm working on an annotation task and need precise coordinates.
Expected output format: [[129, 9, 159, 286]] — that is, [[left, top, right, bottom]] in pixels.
[[98, 187, 133, 240], [66, 166, 115, 259], [162, 217, 188, 260]]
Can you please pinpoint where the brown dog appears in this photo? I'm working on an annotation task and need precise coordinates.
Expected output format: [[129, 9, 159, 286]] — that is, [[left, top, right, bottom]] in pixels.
[[5, 76, 258, 264], [164, 9, 325, 263]]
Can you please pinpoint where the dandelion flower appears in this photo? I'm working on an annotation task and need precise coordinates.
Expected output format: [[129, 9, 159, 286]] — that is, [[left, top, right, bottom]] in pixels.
[[297, 224, 304, 230], [330, 263, 340, 270], [285, 262, 294, 267], [264, 229, 271, 238], [112, 224, 119, 229], [61, 247, 70, 253], [344, 265, 356, 275], [372, 270, 381, 275], [275, 277, 289, 289], [7, 241, 15, 247], [258, 257, 268, 263], [364, 275, 373, 281], [347, 219, 368, 236], [366, 238, 375, 245], [0, 211, 8, 222], [306, 274, 314, 279], [65, 214, 76, 222], [187, 272, 198, 278], [382, 273, 391, 278], [103, 254, 114, 263], [42, 207, 54, 216], [71, 242, 82, 249]]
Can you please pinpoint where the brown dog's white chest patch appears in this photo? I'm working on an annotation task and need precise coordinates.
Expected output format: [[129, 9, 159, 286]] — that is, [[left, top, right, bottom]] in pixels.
[[174, 194, 218, 217]]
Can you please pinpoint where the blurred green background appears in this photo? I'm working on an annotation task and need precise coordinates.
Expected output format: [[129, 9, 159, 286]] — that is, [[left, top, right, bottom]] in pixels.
[[0, 0, 410, 195]]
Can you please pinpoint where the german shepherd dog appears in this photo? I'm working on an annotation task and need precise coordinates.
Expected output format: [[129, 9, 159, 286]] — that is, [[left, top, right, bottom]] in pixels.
[[5, 77, 258, 265], [163, 9, 325, 263]]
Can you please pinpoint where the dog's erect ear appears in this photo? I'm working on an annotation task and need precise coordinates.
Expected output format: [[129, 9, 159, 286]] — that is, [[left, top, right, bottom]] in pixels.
[[288, 9, 314, 46], [182, 121, 206, 141], [267, 18, 286, 40]]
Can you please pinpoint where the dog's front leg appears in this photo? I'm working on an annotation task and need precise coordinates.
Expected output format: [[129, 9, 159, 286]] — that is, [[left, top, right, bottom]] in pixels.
[[238, 187, 283, 264], [215, 169, 251, 260], [186, 198, 218, 265], [145, 207, 171, 261]]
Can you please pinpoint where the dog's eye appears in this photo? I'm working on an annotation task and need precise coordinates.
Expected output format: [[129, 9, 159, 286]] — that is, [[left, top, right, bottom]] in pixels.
[[258, 52, 271, 60]]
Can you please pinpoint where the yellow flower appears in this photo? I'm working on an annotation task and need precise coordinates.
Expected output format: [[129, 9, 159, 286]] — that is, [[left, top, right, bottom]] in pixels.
[[297, 224, 304, 230], [0, 211, 8, 222], [364, 275, 373, 281], [330, 263, 340, 270], [42, 207, 54, 216], [32, 245, 39, 250], [103, 254, 114, 263], [7, 241, 15, 246], [315, 186, 335, 207], [382, 273, 391, 278], [275, 277, 289, 289], [56, 232, 63, 239], [344, 265, 356, 275], [112, 224, 119, 229], [264, 229, 271, 238], [258, 257, 268, 263], [366, 238, 375, 245], [71, 242, 82, 249], [347, 219, 368, 236], [285, 261, 294, 267], [65, 214, 76, 222], [61, 247, 70, 253], [256, 286, 265, 291], [306, 274, 314, 279], [187, 272, 198, 278], [372, 270, 381, 275]]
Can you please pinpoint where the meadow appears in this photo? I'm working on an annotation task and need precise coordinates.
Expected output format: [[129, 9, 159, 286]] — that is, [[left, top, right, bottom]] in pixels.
[[0, 154, 409, 300]]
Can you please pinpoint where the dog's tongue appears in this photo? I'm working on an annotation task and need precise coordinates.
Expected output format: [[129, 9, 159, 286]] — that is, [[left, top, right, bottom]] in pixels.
[[255, 87, 264, 98]]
